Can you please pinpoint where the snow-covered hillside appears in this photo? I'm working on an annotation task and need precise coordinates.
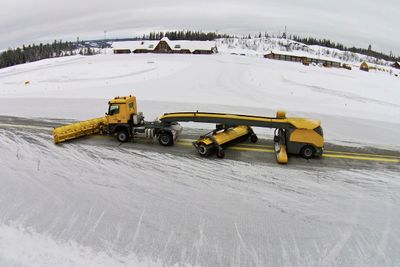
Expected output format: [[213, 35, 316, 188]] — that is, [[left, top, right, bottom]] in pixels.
[[216, 37, 396, 66]]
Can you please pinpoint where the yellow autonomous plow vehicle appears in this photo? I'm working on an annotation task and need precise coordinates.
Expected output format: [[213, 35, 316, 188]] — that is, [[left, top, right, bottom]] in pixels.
[[160, 111, 324, 163]]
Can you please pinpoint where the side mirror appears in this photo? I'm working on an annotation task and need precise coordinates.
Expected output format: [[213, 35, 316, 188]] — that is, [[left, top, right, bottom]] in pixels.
[[105, 112, 108, 115]]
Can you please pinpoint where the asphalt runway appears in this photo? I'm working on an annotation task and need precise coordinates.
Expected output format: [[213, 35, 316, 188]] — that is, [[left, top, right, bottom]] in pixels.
[[0, 115, 399, 171]]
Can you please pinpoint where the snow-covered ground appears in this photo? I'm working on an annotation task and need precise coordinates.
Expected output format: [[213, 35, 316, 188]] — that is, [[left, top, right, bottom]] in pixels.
[[0, 128, 399, 266], [0, 53, 399, 266]]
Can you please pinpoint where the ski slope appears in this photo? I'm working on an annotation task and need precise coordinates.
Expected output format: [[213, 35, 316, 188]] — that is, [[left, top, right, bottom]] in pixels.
[[0, 53, 400, 266]]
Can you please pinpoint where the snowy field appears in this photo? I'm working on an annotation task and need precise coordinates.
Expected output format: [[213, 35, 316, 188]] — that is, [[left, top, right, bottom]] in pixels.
[[0, 53, 399, 266]]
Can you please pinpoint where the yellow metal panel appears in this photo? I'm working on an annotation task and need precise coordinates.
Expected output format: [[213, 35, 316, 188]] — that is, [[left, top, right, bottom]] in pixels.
[[286, 118, 320, 129], [160, 113, 288, 124], [276, 111, 286, 119], [109, 95, 136, 104], [289, 129, 324, 148], [53, 117, 107, 144], [214, 126, 250, 145], [198, 126, 250, 146]]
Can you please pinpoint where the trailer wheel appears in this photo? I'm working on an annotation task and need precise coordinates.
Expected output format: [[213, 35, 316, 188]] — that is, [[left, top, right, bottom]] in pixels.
[[250, 134, 258, 143], [197, 143, 210, 157], [117, 130, 129, 143], [300, 145, 315, 159], [158, 132, 173, 146], [216, 150, 225, 159]]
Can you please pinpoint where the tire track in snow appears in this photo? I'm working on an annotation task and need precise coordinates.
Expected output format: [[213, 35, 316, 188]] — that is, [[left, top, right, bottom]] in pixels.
[[281, 75, 400, 108], [37, 67, 157, 83], [321, 194, 362, 265]]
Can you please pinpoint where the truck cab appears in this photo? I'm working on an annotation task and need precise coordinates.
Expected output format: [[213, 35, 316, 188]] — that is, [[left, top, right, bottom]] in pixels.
[[105, 95, 144, 142], [107, 95, 137, 125], [105, 95, 181, 145]]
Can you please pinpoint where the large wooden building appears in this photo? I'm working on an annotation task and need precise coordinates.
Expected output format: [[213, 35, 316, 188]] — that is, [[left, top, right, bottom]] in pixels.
[[264, 51, 341, 68], [112, 37, 217, 55], [392, 61, 400, 69]]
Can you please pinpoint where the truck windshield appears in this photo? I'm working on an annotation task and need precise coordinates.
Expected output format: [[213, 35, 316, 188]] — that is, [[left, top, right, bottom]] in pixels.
[[108, 104, 120, 115]]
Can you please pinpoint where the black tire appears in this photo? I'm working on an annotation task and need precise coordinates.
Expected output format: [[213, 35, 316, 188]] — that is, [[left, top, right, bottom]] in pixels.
[[116, 130, 129, 142], [250, 134, 258, 143], [197, 143, 210, 157], [300, 145, 315, 159], [158, 132, 174, 146], [216, 150, 225, 159]]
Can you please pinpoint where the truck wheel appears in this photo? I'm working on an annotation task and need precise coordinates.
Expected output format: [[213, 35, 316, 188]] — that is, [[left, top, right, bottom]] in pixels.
[[197, 143, 210, 157], [250, 134, 258, 143], [117, 130, 129, 142], [158, 132, 173, 146], [300, 145, 315, 159], [216, 150, 225, 159]]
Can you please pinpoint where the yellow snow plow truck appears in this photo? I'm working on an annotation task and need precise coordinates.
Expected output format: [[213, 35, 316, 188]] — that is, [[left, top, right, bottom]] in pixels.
[[54, 95, 182, 146], [54, 95, 324, 164]]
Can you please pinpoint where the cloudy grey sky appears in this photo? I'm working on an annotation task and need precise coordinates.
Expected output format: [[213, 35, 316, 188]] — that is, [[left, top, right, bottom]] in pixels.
[[1, 0, 399, 54]]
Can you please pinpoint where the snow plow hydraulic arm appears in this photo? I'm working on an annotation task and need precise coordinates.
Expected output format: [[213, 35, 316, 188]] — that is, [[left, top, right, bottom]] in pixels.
[[160, 112, 292, 129]]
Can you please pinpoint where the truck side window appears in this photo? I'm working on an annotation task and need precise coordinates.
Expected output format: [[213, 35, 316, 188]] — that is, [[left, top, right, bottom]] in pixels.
[[129, 102, 134, 110], [109, 104, 119, 115]]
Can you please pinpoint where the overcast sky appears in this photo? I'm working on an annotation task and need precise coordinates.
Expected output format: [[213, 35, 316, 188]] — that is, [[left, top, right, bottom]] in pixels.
[[1, 0, 399, 54]]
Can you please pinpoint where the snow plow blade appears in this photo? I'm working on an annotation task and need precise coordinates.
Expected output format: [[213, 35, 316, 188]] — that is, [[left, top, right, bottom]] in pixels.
[[53, 117, 107, 144]]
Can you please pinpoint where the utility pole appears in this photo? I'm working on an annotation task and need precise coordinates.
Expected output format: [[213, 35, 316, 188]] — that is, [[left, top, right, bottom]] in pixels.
[[283, 25, 287, 39]]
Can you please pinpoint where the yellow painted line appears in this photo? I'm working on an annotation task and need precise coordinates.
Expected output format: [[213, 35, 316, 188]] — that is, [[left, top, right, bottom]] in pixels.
[[236, 143, 274, 149], [176, 141, 196, 147], [0, 123, 53, 131], [178, 138, 199, 143], [177, 141, 275, 153], [323, 153, 400, 163], [177, 141, 399, 163], [229, 146, 275, 153], [324, 150, 400, 159], [179, 139, 399, 162], [178, 138, 274, 148]]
